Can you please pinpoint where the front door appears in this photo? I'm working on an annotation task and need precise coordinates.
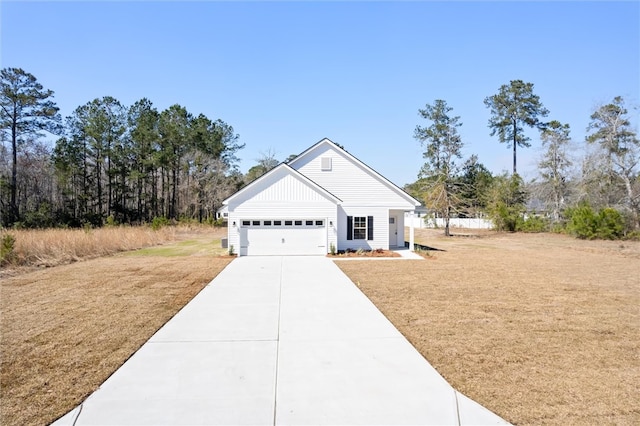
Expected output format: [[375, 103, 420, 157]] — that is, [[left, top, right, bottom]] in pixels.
[[388, 216, 398, 247]]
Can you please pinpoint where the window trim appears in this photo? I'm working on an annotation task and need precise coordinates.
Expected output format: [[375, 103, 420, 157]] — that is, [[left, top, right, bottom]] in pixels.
[[347, 216, 374, 240], [353, 216, 367, 240]]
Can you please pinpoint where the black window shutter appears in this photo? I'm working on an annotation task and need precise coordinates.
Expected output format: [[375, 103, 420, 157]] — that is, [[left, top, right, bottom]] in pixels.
[[347, 216, 353, 240], [367, 216, 374, 240]]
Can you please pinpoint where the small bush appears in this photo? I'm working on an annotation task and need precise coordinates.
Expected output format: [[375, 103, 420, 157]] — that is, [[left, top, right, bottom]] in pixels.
[[565, 204, 625, 240], [490, 202, 524, 232], [565, 204, 598, 239], [624, 230, 640, 241], [519, 215, 548, 233], [596, 208, 624, 240], [1, 233, 16, 265], [151, 216, 170, 231], [329, 242, 336, 255], [228, 244, 235, 256]]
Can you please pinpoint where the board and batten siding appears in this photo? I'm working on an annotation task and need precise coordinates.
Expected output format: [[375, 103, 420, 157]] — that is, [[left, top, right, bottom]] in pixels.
[[292, 143, 417, 208], [226, 167, 338, 254], [231, 172, 335, 205]]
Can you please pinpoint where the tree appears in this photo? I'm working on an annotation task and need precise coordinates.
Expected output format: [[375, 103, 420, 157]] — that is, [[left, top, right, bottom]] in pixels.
[[538, 120, 573, 222], [189, 114, 243, 221], [457, 155, 494, 217], [128, 98, 160, 222], [0, 68, 61, 225], [414, 99, 464, 236], [484, 80, 549, 174], [487, 173, 527, 232], [245, 150, 279, 183], [586, 96, 640, 229], [158, 104, 192, 219]]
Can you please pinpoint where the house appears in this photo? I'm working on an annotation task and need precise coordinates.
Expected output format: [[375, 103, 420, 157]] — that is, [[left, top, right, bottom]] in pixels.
[[216, 205, 228, 221], [222, 138, 421, 256]]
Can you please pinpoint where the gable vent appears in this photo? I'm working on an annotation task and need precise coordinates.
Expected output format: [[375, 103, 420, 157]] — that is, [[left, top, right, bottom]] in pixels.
[[321, 157, 332, 171]]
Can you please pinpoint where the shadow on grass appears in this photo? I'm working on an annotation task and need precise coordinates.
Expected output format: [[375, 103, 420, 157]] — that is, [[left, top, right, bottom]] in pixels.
[[404, 241, 446, 252]]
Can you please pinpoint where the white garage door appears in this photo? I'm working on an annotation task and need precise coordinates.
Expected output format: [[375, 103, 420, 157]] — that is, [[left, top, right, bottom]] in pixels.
[[240, 219, 326, 256]]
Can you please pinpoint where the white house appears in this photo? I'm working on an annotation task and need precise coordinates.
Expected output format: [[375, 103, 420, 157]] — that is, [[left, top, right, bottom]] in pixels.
[[223, 138, 421, 256]]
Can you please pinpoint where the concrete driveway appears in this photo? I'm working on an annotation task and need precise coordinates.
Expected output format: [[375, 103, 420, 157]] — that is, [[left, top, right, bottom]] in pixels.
[[53, 256, 509, 425]]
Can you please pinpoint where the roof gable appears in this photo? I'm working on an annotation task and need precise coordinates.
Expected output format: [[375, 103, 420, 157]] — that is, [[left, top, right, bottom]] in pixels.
[[223, 163, 341, 206], [288, 138, 421, 207]]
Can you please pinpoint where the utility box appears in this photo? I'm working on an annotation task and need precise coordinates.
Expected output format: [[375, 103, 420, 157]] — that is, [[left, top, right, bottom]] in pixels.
[[221, 238, 228, 249]]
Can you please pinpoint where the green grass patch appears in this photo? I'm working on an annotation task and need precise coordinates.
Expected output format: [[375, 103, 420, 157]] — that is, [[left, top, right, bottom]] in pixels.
[[123, 238, 227, 257]]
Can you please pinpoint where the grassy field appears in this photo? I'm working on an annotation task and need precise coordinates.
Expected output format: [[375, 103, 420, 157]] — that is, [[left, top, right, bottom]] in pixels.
[[0, 227, 231, 426], [338, 229, 640, 425], [2, 226, 639, 425], [0, 226, 181, 273]]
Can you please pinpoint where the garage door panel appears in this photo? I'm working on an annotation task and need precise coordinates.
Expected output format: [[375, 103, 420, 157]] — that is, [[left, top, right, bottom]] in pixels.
[[243, 225, 326, 256]]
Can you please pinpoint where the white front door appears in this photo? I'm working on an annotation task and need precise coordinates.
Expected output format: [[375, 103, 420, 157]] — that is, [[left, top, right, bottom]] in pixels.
[[388, 216, 398, 247]]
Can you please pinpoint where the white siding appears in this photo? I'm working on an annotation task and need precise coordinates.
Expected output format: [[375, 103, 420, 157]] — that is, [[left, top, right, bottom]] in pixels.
[[233, 171, 334, 205], [291, 143, 416, 208], [337, 206, 390, 251], [226, 166, 339, 256]]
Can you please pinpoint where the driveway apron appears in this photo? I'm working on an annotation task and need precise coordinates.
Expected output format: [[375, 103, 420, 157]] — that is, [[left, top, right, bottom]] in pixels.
[[53, 256, 508, 425]]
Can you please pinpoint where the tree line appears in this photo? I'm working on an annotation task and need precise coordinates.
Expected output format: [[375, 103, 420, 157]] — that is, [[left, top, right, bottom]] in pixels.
[[2, 69, 638, 238], [411, 80, 639, 239], [1, 68, 244, 228]]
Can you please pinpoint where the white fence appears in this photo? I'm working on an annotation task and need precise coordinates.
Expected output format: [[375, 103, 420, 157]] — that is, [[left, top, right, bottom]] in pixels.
[[405, 214, 493, 229]]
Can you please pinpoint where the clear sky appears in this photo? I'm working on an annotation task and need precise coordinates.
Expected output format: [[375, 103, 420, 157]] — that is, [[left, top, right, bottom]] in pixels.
[[2, 1, 638, 187]]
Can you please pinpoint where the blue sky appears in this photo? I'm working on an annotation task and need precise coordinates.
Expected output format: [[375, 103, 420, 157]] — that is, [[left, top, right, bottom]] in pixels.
[[2, 1, 638, 187]]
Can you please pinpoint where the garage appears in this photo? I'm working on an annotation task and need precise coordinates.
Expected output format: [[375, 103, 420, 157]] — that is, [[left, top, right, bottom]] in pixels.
[[239, 219, 327, 256]]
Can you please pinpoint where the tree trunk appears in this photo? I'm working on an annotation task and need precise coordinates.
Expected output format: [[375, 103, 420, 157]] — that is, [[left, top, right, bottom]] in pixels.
[[10, 114, 18, 224], [513, 120, 518, 175]]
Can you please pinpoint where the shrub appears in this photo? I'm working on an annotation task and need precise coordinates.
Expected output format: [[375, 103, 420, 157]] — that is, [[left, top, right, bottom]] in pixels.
[[151, 216, 170, 231], [228, 244, 235, 256], [565, 204, 599, 239], [519, 215, 548, 233], [329, 242, 336, 255], [1, 233, 16, 265], [565, 204, 625, 240], [105, 215, 118, 227], [596, 208, 624, 240], [490, 202, 524, 232]]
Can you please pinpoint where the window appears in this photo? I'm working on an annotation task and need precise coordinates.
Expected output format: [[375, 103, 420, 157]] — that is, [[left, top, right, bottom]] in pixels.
[[347, 216, 374, 241], [252, 220, 260, 226], [264, 220, 272, 226], [274, 220, 282, 226], [305, 220, 313, 226], [315, 220, 323, 226], [353, 217, 367, 239], [242, 220, 250, 226], [294, 220, 302, 226], [285, 220, 293, 226]]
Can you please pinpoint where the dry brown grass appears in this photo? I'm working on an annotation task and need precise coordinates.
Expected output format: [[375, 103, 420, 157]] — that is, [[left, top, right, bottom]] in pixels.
[[338, 229, 640, 425], [0, 228, 231, 426], [0, 226, 181, 271]]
